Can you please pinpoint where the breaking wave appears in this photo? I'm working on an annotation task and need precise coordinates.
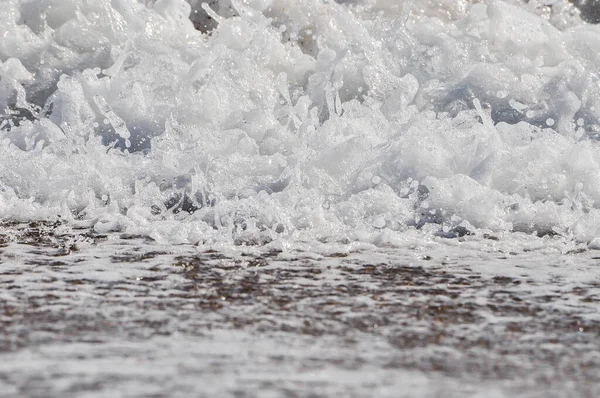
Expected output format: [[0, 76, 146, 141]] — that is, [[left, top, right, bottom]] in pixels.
[[2, 0, 600, 246]]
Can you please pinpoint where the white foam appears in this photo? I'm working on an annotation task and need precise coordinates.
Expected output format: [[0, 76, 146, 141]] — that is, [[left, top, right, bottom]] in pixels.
[[1, 0, 600, 247]]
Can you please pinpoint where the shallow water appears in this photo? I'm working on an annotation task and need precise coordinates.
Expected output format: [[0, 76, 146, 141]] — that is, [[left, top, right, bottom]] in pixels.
[[1, 222, 600, 397]]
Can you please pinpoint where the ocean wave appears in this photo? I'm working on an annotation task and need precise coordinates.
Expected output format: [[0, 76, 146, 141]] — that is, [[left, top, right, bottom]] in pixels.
[[1, 0, 600, 246]]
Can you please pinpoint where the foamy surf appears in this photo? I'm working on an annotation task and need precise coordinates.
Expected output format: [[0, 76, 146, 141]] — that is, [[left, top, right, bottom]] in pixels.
[[1, 0, 600, 250]]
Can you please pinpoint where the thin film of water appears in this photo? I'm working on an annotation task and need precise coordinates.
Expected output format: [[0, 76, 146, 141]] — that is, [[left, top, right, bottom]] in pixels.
[[1, 222, 600, 397]]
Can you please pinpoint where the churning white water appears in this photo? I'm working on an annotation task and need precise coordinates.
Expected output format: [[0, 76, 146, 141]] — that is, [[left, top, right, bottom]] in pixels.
[[2, 0, 600, 248]]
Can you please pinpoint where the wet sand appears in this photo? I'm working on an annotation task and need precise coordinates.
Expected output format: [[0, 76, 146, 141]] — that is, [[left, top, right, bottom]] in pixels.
[[1, 222, 600, 397]]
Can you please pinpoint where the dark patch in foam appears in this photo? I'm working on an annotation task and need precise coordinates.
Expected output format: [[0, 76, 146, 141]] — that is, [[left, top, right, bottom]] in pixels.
[[572, 0, 600, 23]]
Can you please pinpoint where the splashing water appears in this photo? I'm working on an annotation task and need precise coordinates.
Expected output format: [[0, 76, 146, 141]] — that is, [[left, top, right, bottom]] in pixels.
[[1, 0, 600, 247]]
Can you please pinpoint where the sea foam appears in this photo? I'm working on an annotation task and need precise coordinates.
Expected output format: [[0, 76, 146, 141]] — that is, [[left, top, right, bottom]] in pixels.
[[1, 0, 600, 247]]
